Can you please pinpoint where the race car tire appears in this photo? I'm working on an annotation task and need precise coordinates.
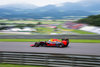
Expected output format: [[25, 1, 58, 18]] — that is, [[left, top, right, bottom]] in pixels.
[[66, 39, 69, 47], [59, 45, 63, 48], [35, 43, 40, 47], [58, 44, 63, 48]]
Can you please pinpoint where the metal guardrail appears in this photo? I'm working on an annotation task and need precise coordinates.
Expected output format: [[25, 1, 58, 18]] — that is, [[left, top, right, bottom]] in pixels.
[[0, 35, 100, 39], [0, 51, 100, 67]]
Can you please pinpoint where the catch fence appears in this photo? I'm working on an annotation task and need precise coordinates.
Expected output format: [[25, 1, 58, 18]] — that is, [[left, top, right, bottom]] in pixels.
[[0, 51, 100, 67]]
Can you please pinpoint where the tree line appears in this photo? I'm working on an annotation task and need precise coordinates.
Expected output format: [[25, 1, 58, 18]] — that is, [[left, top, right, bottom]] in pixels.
[[77, 14, 100, 26]]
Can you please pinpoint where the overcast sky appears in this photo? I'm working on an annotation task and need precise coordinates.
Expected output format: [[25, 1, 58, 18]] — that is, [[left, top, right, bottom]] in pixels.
[[0, 0, 81, 6]]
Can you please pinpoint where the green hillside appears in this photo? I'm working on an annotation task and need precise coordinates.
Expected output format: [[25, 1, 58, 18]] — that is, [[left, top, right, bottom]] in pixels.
[[77, 15, 100, 26]]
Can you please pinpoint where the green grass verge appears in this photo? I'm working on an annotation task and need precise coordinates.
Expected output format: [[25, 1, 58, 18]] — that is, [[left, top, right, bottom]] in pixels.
[[36, 27, 62, 34], [0, 20, 65, 24], [36, 27, 54, 34], [0, 63, 43, 67], [0, 32, 16, 35], [70, 39, 100, 43], [73, 30, 97, 34], [0, 39, 100, 43]]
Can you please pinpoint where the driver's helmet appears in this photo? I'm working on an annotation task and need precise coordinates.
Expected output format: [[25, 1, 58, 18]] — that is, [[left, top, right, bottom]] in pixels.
[[50, 39, 61, 42]]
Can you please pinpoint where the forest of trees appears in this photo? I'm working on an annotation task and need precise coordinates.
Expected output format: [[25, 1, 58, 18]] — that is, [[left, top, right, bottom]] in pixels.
[[77, 15, 100, 26]]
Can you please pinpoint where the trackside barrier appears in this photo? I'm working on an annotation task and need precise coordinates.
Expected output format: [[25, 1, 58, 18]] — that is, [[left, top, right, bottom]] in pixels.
[[0, 51, 100, 67], [0, 35, 100, 39]]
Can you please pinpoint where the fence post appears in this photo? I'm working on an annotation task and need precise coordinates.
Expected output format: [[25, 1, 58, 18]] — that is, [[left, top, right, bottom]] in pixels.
[[0, 51, 3, 63], [45, 54, 49, 67], [71, 55, 76, 67], [21, 52, 25, 65]]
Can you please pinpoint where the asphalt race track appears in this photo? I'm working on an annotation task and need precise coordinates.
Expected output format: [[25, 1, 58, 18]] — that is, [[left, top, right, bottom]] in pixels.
[[0, 42, 100, 56]]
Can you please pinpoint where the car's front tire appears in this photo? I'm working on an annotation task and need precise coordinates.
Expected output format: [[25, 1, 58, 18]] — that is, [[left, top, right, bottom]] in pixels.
[[34, 43, 40, 47]]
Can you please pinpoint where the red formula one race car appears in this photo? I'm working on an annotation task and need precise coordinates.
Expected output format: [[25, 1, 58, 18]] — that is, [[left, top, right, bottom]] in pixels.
[[30, 39, 69, 48]]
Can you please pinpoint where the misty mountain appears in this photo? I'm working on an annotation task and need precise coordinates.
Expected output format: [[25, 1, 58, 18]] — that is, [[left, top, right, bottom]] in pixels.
[[0, 3, 37, 10], [0, 0, 100, 19]]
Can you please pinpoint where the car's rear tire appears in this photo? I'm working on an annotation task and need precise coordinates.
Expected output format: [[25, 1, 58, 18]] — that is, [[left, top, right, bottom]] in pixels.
[[66, 39, 69, 47], [58, 44, 63, 48], [59, 45, 63, 48]]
